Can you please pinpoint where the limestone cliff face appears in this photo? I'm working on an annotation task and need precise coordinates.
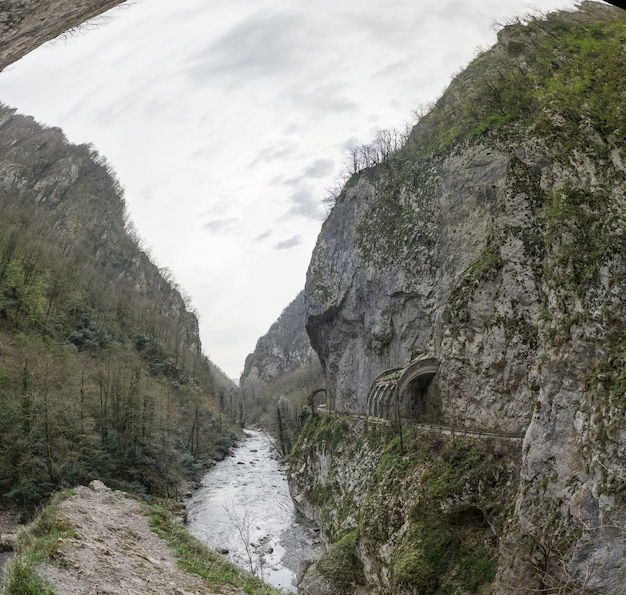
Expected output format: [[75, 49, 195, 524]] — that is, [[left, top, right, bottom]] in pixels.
[[303, 3, 626, 592], [0, 0, 125, 71], [239, 290, 323, 432], [241, 291, 318, 395]]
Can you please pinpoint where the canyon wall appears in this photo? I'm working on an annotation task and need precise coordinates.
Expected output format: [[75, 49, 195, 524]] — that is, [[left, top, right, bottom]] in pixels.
[[299, 3, 626, 592]]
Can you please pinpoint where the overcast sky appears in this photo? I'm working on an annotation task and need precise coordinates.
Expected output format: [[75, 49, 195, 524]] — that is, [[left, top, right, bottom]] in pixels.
[[0, 0, 582, 379]]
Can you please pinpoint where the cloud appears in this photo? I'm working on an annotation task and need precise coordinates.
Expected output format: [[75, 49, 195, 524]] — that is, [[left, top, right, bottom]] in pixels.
[[253, 230, 272, 243], [249, 141, 298, 168], [277, 159, 336, 188], [288, 187, 324, 219], [303, 159, 334, 178], [202, 217, 238, 234], [274, 235, 301, 250], [186, 10, 305, 85], [291, 84, 359, 116]]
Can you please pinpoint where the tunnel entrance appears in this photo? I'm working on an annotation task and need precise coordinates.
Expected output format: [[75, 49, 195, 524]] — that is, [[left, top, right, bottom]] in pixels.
[[401, 372, 441, 423], [366, 358, 439, 422]]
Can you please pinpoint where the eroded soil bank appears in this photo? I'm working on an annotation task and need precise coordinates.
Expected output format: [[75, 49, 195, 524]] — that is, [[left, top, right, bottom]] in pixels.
[[28, 481, 218, 594]]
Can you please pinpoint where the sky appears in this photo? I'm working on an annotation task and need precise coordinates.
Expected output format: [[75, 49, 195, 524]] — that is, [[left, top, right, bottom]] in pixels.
[[0, 0, 583, 379]]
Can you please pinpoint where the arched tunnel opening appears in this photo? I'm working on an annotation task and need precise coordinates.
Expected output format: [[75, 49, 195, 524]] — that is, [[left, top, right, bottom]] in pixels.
[[400, 372, 441, 424]]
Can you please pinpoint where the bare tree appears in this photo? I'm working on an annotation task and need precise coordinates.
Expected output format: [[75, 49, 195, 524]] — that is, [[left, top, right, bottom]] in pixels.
[[223, 502, 264, 578]]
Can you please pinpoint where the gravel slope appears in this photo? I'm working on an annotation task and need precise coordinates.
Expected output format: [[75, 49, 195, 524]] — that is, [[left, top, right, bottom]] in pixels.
[[35, 481, 229, 595]]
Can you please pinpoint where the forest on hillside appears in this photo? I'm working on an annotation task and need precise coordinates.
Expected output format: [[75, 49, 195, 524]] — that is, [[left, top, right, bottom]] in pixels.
[[0, 106, 239, 512]]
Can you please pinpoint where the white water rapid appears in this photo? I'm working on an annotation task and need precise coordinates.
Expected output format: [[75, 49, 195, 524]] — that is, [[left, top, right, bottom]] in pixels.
[[185, 429, 323, 593]]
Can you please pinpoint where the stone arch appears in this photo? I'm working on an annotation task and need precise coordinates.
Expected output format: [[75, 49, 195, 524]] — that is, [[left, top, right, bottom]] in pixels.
[[308, 388, 328, 412], [366, 367, 402, 418]]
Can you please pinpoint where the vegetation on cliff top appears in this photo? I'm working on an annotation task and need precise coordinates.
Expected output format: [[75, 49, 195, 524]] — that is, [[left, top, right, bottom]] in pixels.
[[406, 1, 626, 158], [331, 2, 626, 278]]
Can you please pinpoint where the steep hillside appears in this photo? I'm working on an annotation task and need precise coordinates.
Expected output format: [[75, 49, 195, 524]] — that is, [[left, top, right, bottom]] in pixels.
[[240, 291, 323, 453], [1, 481, 281, 594], [0, 105, 236, 510], [298, 2, 626, 593]]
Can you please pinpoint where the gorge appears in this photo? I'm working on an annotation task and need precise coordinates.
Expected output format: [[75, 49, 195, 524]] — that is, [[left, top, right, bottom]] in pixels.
[[2, 1, 626, 594]]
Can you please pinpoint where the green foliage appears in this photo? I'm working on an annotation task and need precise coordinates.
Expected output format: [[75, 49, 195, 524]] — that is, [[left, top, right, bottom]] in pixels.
[[0, 108, 238, 511], [359, 431, 518, 592], [1, 559, 54, 595], [401, 3, 626, 159], [315, 530, 363, 592], [543, 185, 624, 298], [590, 335, 626, 407], [0, 259, 48, 327], [296, 414, 352, 452], [391, 525, 497, 595], [291, 416, 519, 593], [448, 240, 503, 324], [1, 490, 75, 594]]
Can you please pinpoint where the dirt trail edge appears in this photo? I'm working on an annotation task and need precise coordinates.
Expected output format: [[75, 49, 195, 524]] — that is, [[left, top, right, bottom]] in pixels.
[[35, 481, 230, 595]]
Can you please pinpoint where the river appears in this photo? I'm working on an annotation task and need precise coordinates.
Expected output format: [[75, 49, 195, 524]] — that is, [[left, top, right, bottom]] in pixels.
[[0, 551, 13, 594], [185, 429, 324, 593]]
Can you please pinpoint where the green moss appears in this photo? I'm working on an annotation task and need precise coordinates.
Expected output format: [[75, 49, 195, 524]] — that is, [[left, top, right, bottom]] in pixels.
[[586, 333, 626, 504], [404, 4, 626, 159], [354, 161, 437, 272], [363, 432, 518, 590], [315, 530, 364, 592], [291, 415, 521, 593], [391, 523, 497, 595], [543, 185, 624, 299], [448, 240, 503, 324], [308, 257, 341, 305]]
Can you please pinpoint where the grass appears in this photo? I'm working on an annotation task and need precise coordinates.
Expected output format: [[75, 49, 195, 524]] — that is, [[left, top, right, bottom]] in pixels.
[[0, 489, 76, 595], [1, 488, 283, 595], [146, 504, 283, 595], [315, 530, 363, 591]]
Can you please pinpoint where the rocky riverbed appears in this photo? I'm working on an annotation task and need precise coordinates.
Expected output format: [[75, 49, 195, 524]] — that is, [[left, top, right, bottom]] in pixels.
[[185, 429, 325, 593]]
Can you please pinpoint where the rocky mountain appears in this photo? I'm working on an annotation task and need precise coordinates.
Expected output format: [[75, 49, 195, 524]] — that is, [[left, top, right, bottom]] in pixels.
[[0, 0, 125, 71], [241, 291, 320, 395], [292, 2, 626, 593], [240, 291, 323, 451]]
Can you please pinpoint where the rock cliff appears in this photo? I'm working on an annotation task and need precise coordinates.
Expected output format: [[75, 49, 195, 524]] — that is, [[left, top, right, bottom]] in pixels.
[[239, 291, 323, 439], [300, 2, 626, 592], [0, 0, 125, 71], [241, 291, 319, 395]]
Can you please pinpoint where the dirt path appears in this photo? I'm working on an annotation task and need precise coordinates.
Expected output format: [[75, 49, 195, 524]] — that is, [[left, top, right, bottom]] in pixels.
[[35, 481, 229, 595]]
